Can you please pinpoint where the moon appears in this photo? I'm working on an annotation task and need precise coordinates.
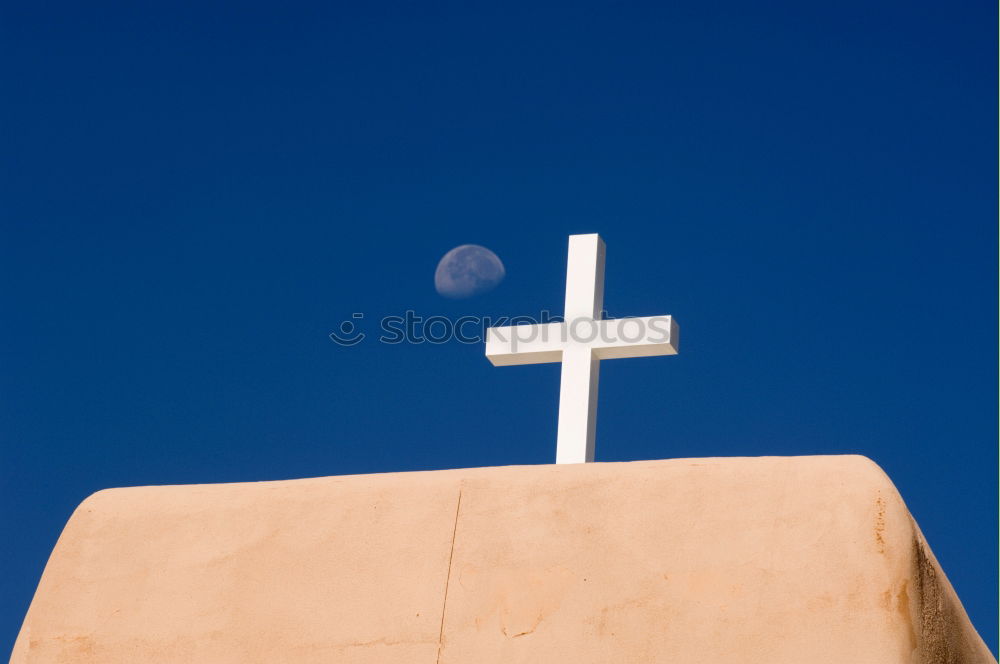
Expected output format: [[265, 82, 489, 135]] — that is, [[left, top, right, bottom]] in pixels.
[[434, 244, 505, 299]]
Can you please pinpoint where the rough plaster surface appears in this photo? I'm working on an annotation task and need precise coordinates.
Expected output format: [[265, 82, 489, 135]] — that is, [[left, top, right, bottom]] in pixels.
[[10, 456, 995, 663]]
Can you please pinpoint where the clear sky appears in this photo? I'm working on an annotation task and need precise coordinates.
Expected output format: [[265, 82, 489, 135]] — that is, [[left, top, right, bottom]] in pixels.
[[2, 0, 996, 654]]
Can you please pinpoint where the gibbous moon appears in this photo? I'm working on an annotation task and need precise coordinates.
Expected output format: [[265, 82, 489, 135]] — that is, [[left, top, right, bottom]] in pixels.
[[434, 244, 505, 299]]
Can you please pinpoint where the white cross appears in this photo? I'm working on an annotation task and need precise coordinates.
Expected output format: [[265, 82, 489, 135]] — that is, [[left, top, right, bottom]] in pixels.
[[485, 234, 679, 464]]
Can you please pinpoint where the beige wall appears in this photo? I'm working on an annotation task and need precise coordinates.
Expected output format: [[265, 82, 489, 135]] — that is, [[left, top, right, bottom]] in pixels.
[[10, 456, 995, 663]]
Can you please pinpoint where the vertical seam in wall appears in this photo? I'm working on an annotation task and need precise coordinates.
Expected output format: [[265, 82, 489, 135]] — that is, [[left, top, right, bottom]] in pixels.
[[436, 484, 463, 664]]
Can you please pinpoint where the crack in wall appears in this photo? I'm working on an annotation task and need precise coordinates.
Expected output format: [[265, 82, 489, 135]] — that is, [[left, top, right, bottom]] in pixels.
[[435, 485, 463, 664]]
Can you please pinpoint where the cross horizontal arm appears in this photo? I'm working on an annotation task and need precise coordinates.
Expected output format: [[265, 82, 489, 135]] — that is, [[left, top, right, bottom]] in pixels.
[[485, 315, 679, 366]]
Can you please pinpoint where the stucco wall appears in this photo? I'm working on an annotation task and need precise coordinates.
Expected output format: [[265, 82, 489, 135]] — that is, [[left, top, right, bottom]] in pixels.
[[10, 456, 995, 663]]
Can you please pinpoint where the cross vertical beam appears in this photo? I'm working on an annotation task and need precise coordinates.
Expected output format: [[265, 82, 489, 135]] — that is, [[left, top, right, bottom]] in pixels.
[[556, 234, 605, 463], [563, 234, 605, 320], [556, 346, 600, 463]]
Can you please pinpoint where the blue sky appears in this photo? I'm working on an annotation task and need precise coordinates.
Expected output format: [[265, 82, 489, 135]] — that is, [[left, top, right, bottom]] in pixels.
[[2, 0, 996, 654]]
